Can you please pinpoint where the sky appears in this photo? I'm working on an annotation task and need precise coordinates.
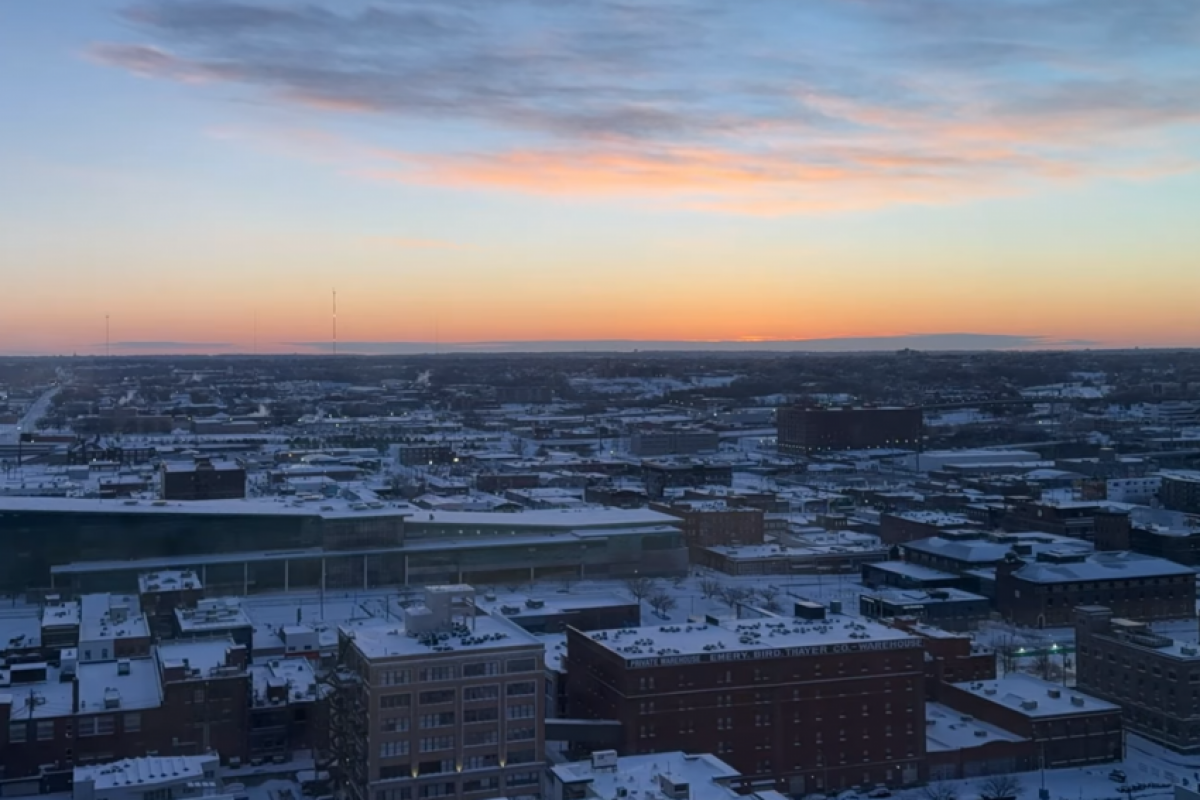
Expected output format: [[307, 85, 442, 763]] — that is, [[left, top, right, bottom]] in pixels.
[[2, 0, 1200, 355]]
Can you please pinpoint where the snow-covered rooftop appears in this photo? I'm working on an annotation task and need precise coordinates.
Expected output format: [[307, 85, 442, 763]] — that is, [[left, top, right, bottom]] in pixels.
[[550, 751, 741, 800], [80, 594, 149, 642], [953, 673, 1118, 718], [75, 755, 217, 792], [139, 569, 202, 593], [251, 657, 321, 707], [77, 657, 163, 713], [341, 615, 542, 660], [925, 702, 1028, 752], [1014, 551, 1194, 584], [585, 614, 920, 666]]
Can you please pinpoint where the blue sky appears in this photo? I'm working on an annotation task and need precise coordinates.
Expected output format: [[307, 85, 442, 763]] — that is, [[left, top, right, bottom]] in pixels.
[[2, 1, 1199, 354]]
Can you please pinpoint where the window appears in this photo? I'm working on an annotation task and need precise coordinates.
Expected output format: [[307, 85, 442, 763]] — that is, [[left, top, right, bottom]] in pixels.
[[381, 694, 412, 710], [463, 753, 500, 770], [124, 713, 141, 733], [507, 726, 536, 741], [380, 740, 410, 758], [508, 771, 540, 786], [417, 759, 455, 776], [463, 661, 499, 678], [417, 783, 455, 799], [507, 703, 536, 720], [379, 765, 411, 781], [464, 685, 498, 702], [193, 689, 205, 704], [419, 689, 456, 705], [36, 721, 55, 741], [508, 748, 537, 765], [419, 735, 455, 753], [463, 707, 498, 723], [506, 681, 536, 697], [462, 777, 500, 794], [78, 716, 114, 737], [464, 729, 498, 747], [418, 666, 456, 682], [507, 657, 537, 673], [420, 712, 455, 729], [382, 716, 410, 733], [381, 669, 411, 686], [376, 789, 412, 800], [9, 722, 27, 743]]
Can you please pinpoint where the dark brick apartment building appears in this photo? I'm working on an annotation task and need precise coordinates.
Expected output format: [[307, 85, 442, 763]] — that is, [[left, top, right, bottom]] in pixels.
[[1076, 605, 1200, 753], [566, 612, 926, 796], [995, 550, 1194, 628], [650, 500, 765, 551], [776, 407, 922, 456]]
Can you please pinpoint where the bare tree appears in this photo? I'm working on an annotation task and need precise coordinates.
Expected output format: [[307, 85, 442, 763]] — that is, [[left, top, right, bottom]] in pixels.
[[977, 773, 1021, 800], [922, 783, 958, 800], [698, 577, 722, 599], [717, 586, 751, 612], [758, 586, 782, 613], [647, 590, 678, 618], [1030, 650, 1057, 681], [994, 635, 1020, 675], [624, 576, 657, 603]]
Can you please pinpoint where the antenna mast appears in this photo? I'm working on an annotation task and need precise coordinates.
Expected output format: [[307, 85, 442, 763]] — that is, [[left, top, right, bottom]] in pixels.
[[332, 289, 338, 356], [105, 314, 110, 358]]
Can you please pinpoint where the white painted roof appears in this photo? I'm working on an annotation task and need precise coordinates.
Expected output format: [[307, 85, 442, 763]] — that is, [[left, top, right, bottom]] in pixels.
[[953, 673, 1118, 718]]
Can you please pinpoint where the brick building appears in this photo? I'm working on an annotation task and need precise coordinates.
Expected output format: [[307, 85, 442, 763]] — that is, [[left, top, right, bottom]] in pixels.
[[1002, 500, 1111, 541], [1161, 472, 1200, 515], [0, 638, 251, 781], [859, 588, 991, 632], [160, 459, 246, 502], [1076, 605, 1200, 753], [650, 501, 765, 551], [887, 619, 995, 701], [776, 407, 922, 456], [995, 550, 1194, 628], [642, 462, 733, 500], [331, 586, 545, 800], [880, 513, 977, 546], [565, 611, 927, 795], [629, 430, 720, 458], [936, 673, 1122, 769]]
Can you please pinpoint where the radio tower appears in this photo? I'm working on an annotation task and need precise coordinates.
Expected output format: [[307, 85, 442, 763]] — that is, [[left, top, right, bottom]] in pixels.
[[332, 289, 337, 356]]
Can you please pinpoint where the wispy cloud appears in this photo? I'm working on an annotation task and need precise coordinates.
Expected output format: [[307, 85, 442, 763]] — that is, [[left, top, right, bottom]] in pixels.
[[90, 0, 1200, 212], [365, 236, 472, 250]]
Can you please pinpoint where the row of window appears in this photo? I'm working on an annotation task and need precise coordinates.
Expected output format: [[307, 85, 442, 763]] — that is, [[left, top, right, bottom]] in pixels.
[[377, 658, 540, 687], [8, 713, 142, 743], [380, 682, 536, 710], [635, 660, 916, 691]]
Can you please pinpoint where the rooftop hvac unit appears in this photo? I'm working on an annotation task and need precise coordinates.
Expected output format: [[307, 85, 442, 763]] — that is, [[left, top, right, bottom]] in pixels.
[[591, 750, 619, 770]]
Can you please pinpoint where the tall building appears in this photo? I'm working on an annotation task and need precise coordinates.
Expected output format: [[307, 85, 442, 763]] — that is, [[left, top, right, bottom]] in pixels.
[[565, 609, 926, 795], [331, 586, 546, 800], [776, 407, 921, 456]]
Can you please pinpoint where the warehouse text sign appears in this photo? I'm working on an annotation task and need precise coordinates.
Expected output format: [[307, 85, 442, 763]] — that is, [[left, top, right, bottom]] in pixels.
[[626, 637, 919, 669]]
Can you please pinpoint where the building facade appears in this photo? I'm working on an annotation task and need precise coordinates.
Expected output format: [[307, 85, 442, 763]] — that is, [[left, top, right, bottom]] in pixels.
[[565, 612, 927, 795], [777, 407, 922, 456]]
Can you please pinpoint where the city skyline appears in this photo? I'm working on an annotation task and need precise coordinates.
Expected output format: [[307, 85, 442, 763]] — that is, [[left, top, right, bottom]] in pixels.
[[3, 0, 1200, 355]]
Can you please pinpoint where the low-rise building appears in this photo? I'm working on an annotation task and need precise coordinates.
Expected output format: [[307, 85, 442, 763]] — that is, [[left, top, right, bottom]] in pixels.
[[566, 609, 927, 795], [548, 750, 789, 800], [859, 588, 991, 632], [650, 500, 765, 551], [74, 755, 222, 800], [697, 543, 887, 576], [880, 513, 977, 546], [1076, 605, 1200, 753], [936, 673, 1122, 769], [995, 550, 1194, 627], [160, 459, 246, 501]]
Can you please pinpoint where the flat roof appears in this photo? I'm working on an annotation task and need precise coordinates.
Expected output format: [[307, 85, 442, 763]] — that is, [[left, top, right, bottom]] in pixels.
[[0, 495, 410, 520], [409, 507, 680, 529], [583, 614, 920, 668], [78, 658, 163, 713], [138, 569, 202, 592], [80, 594, 149, 642], [472, 591, 636, 618], [926, 702, 1027, 753], [75, 756, 215, 791], [952, 673, 1118, 718], [158, 639, 241, 677], [550, 752, 741, 800], [865, 587, 988, 605], [342, 615, 542, 660], [250, 658, 321, 707]]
